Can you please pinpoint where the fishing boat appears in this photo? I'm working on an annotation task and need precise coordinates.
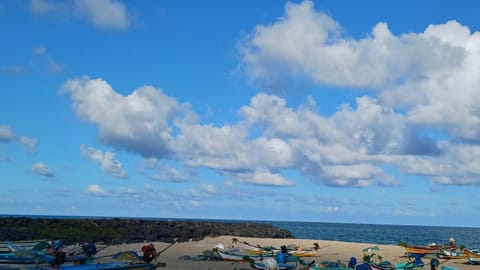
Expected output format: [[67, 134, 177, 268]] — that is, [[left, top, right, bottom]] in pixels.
[[216, 249, 301, 263], [250, 261, 296, 270], [59, 262, 156, 270], [368, 261, 395, 270], [404, 244, 450, 256], [463, 248, 480, 265], [242, 242, 317, 257], [216, 250, 252, 262], [309, 261, 351, 270], [438, 248, 466, 259], [0, 243, 47, 264]]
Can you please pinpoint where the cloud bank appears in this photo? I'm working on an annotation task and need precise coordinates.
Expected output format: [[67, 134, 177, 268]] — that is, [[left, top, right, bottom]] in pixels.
[[29, 0, 132, 30], [60, 1, 480, 189]]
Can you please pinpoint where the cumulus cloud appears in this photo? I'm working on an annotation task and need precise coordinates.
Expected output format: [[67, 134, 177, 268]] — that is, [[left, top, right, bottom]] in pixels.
[[239, 0, 480, 146], [80, 144, 127, 178], [18, 136, 38, 154], [32, 162, 55, 178], [395, 143, 480, 185], [29, 0, 132, 30], [140, 158, 190, 182], [63, 77, 192, 158], [0, 126, 14, 142], [198, 184, 217, 195], [239, 1, 465, 91], [61, 77, 407, 187], [0, 125, 37, 154], [87, 184, 109, 196], [71, 73, 480, 187]]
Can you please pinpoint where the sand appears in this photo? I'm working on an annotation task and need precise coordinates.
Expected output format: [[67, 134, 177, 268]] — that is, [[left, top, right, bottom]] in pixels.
[[93, 235, 473, 270]]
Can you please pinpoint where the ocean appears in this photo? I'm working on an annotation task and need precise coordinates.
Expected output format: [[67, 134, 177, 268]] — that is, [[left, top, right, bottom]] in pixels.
[[3, 215, 480, 248], [266, 221, 480, 248]]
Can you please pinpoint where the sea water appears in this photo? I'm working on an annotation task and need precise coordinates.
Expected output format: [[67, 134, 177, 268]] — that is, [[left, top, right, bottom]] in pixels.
[[266, 221, 480, 248]]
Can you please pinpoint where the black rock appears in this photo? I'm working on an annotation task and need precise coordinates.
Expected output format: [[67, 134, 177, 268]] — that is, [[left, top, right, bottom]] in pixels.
[[0, 217, 294, 245]]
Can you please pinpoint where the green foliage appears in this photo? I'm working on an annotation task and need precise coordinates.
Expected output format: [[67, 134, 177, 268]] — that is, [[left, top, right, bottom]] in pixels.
[[398, 241, 408, 247]]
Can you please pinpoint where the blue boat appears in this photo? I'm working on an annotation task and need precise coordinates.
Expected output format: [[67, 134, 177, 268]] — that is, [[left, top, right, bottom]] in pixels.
[[59, 262, 156, 270]]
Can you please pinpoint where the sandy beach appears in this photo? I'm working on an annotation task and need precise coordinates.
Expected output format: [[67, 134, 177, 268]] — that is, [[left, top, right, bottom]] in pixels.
[[94, 235, 473, 270]]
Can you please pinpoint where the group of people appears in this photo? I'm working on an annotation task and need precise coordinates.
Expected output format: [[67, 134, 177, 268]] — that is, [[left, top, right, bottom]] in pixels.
[[48, 240, 98, 267]]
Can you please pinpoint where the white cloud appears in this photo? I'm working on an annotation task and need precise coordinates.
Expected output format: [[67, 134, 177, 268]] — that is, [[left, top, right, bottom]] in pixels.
[[198, 184, 217, 195], [0, 126, 38, 155], [0, 126, 14, 142], [63, 77, 191, 158], [140, 159, 190, 182], [29, 0, 132, 30], [18, 136, 38, 154], [74, 0, 131, 30], [394, 208, 416, 217], [240, 0, 480, 147], [118, 187, 136, 194], [80, 144, 127, 178], [186, 200, 201, 207], [32, 162, 55, 178], [87, 184, 108, 196], [396, 143, 480, 185], [240, 1, 465, 90], [234, 169, 295, 186]]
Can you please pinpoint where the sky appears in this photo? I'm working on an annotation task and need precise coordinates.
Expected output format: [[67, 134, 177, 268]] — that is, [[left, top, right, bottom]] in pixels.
[[2, 0, 480, 228]]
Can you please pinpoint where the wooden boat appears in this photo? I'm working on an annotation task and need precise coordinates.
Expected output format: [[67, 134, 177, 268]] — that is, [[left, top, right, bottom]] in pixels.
[[463, 248, 480, 265], [404, 244, 451, 255]]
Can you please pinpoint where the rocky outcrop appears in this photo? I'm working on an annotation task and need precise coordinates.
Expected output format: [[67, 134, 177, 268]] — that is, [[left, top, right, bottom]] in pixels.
[[0, 217, 294, 245]]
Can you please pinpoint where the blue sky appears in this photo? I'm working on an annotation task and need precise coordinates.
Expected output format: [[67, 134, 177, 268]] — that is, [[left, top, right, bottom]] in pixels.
[[1, 0, 480, 227]]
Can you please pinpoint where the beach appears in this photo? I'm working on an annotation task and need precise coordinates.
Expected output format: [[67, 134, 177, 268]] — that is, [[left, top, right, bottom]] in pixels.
[[95, 235, 472, 270]]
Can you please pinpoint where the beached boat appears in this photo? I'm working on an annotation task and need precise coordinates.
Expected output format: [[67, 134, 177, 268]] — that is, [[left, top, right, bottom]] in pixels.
[[309, 261, 351, 270], [463, 248, 480, 265], [0, 243, 48, 264], [216, 249, 301, 263], [368, 261, 395, 270], [250, 261, 296, 270], [0, 241, 50, 254], [242, 242, 317, 257], [404, 244, 450, 255], [438, 248, 466, 259], [59, 262, 156, 270], [216, 250, 252, 262], [440, 266, 460, 270]]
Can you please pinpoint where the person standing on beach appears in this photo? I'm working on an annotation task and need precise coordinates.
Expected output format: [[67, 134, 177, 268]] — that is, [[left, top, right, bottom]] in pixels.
[[141, 243, 157, 263]]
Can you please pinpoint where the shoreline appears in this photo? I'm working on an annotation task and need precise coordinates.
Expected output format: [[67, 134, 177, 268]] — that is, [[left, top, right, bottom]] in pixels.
[[94, 235, 472, 270]]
